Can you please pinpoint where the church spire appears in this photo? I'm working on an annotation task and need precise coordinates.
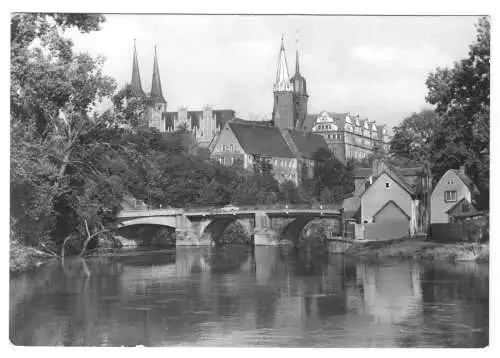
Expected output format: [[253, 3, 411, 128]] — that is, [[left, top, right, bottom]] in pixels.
[[130, 39, 145, 97], [295, 38, 301, 75], [150, 45, 166, 104], [273, 35, 293, 92]]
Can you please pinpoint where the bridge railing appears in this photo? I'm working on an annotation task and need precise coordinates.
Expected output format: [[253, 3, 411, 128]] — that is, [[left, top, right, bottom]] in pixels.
[[118, 203, 343, 217], [182, 203, 343, 213]]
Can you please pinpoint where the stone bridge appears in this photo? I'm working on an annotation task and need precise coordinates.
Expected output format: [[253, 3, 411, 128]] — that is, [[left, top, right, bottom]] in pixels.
[[115, 205, 345, 246]]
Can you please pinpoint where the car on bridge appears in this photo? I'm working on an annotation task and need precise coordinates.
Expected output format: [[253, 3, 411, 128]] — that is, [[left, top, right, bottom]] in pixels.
[[221, 205, 239, 212]]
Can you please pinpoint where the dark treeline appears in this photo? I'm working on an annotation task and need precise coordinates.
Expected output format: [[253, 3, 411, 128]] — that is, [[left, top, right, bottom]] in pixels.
[[389, 17, 490, 210], [10, 13, 354, 254]]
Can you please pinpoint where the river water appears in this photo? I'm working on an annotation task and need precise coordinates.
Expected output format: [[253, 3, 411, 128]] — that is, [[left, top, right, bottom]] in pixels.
[[10, 245, 489, 347]]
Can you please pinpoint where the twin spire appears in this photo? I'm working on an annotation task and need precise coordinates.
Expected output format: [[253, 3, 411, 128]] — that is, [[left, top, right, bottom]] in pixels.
[[273, 35, 304, 94], [129, 40, 166, 104]]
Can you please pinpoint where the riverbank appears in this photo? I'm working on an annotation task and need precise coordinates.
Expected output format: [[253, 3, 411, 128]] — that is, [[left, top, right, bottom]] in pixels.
[[345, 238, 489, 263], [10, 242, 55, 275]]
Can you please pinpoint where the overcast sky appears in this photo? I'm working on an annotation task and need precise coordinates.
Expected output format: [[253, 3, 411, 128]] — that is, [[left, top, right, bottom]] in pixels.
[[67, 15, 479, 131]]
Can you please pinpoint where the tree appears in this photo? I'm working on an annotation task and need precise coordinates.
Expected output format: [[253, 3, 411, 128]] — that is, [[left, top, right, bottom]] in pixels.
[[10, 13, 116, 248], [390, 110, 439, 164], [425, 16, 490, 209], [312, 149, 354, 202]]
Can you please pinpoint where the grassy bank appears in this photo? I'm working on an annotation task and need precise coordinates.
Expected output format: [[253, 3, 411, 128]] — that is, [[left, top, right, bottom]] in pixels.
[[345, 238, 489, 263], [10, 242, 55, 275]]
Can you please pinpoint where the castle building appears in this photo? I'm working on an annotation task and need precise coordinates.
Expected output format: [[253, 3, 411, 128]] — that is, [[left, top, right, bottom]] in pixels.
[[272, 37, 309, 131], [308, 112, 390, 163], [165, 106, 238, 148]]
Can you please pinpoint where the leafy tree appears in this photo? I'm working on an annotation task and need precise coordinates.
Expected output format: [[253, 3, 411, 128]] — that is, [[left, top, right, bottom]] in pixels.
[[279, 180, 305, 204], [10, 13, 116, 249], [312, 149, 354, 201], [425, 16, 490, 209], [390, 110, 439, 164]]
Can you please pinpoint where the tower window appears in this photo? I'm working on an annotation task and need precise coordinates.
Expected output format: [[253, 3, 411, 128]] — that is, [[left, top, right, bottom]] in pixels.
[[385, 182, 390, 189]]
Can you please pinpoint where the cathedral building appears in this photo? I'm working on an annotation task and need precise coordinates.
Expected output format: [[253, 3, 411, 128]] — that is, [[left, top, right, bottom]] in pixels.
[[129, 42, 167, 132], [210, 37, 328, 185], [127, 41, 237, 142], [272, 37, 309, 131]]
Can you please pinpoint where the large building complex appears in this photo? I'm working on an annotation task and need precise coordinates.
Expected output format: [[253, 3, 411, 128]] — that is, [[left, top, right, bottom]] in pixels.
[[308, 112, 390, 163], [127, 41, 237, 145]]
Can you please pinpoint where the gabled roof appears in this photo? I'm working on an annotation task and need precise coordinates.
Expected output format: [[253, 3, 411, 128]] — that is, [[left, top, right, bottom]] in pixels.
[[362, 170, 415, 198], [284, 129, 329, 159], [450, 169, 480, 194], [373, 200, 411, 221], [353, 168, 373, 178], [301, 114, 316, 131], [228, 122, 295, 158], [446, 198, 475, 214]]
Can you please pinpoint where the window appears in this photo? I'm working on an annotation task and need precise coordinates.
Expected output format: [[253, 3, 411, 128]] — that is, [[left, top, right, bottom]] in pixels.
[[385, 182, 390, 189], [444, 190, 457, 202], [462, 202, 470, 213]]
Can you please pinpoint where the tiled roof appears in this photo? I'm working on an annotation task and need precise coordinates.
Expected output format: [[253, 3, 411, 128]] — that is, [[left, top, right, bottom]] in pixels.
[[228, 122, 295, 158], [451, 169, 480, 194], [394, 166, 425, 177], [353, 168, 373, 178], [301, 114, 316, 131], [285, 129, 329, 159]]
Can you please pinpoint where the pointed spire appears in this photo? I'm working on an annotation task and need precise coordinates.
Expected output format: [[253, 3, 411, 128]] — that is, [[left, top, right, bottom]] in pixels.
[[130, 39, 145, 97], [273, 35, 293, 92], [295, 37, 300, 75], [150, 45, 166, 104]]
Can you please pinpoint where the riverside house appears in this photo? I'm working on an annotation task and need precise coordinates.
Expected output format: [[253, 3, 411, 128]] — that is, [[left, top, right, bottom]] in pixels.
[[343, 160, 430, 240], [430, 166, 480, 224]]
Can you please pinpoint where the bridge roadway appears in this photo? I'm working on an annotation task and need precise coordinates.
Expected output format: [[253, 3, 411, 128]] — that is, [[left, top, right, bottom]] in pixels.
[[116, 205, 345, 246]]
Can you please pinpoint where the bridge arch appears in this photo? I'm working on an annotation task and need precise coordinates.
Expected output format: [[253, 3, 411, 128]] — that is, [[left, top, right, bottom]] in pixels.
[[200, 217, 254, 246], [118, 216, 177, 229], [278, 215, 342, 245]]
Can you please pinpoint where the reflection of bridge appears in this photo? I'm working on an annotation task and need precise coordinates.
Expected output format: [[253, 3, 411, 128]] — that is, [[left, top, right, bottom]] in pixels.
[[116, 205, 345, 246]]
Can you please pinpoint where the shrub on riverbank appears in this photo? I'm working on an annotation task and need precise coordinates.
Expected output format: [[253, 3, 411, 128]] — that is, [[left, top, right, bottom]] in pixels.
[[345, 238, 489, 263], [10, 242, 55, 274]]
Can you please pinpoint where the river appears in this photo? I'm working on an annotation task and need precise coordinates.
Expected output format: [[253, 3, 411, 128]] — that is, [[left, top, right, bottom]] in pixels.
[[10, 245, 489, 347]]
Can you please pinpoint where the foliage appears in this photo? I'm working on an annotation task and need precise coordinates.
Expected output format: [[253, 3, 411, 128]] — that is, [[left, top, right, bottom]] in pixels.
[[425, 16, 490, 209], [390, 110, 440, 164], [313, 149, 354, 201]]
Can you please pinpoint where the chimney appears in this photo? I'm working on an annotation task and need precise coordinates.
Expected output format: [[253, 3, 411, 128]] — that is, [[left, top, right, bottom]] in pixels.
[[459, 165, 466, 176]]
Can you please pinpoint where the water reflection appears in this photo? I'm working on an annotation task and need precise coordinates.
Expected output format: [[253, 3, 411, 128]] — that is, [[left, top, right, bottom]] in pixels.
[[10, 246, 488, 347]]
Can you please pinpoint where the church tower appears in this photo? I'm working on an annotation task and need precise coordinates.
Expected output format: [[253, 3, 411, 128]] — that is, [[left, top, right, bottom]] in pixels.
[[130, 39, 145, 98], [145, 45, 167, 132], [272, 36, 296, 131], [290, 40, 309, 130]]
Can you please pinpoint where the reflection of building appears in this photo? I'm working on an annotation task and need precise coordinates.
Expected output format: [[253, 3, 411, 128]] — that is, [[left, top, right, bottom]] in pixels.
[[353, 262, 422, 324], [309, 111, 390, 163]]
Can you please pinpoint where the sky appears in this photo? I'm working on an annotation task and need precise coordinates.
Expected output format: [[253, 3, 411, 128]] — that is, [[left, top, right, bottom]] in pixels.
[[67, 15, 479, 132]]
